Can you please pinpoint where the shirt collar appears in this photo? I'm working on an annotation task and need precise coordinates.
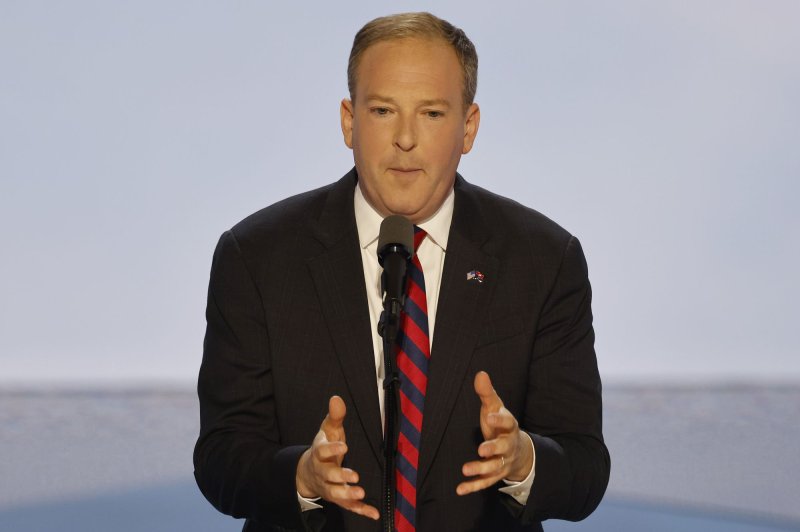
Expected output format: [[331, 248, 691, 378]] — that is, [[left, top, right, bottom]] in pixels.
[[354, 183, 454, 251]]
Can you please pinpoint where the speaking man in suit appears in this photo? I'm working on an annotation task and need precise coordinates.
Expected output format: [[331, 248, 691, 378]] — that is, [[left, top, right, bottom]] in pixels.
[[194, 12, 609, 532]]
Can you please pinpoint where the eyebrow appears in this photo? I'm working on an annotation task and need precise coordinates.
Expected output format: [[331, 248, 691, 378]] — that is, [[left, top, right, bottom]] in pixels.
[[365, 94, 451, 109]]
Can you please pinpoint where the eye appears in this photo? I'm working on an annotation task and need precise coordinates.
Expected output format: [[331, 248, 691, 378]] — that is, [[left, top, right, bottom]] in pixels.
[[371, 107, 391, 116], [426, 110, 444, 119]]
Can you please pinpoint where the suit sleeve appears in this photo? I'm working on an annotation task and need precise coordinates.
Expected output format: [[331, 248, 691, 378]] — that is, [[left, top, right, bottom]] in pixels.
[[193, 230, 310, 530], [517, 235, 610, 523]]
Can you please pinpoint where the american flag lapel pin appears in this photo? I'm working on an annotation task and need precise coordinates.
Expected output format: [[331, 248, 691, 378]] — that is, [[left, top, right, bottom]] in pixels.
[[466, 270, 485, 283]]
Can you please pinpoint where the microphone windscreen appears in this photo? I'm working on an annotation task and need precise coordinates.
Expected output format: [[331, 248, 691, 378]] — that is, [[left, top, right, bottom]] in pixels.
[[378, 215, 414, 258]]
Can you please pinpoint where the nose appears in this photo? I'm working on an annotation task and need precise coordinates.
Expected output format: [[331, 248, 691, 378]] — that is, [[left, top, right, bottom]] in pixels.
[[393, 114, 417, 152]]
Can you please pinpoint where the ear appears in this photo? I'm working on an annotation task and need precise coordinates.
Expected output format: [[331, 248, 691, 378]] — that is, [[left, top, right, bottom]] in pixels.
[[340, 98, 354, 149], [462, 102, 481, 154]]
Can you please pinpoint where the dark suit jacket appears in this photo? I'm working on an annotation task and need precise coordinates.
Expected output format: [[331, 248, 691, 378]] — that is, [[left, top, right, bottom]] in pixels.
[[194, 169, 609, 531]]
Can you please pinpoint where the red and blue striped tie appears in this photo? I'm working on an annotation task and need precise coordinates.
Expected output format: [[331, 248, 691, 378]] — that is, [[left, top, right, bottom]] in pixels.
[[395, 226, 429, 531]]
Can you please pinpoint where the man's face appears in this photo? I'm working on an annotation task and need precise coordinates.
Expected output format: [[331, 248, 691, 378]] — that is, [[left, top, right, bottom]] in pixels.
[[340, 37, 480, 223]]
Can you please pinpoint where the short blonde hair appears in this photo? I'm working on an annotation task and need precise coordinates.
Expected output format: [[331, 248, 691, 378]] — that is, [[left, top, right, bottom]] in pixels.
[[347, 12, 478, 109]]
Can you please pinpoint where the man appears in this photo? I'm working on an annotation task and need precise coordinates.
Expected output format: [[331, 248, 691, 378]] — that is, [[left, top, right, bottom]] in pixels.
[[195, 12, 609, 532]]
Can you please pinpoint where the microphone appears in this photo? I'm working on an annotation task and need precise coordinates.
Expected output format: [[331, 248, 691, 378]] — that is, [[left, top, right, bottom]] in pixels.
[[377, 215, 414, 336]]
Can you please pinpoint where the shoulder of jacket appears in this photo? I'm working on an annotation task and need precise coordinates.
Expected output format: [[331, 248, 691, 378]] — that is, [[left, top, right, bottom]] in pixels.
[[460, 180, 574, 248]]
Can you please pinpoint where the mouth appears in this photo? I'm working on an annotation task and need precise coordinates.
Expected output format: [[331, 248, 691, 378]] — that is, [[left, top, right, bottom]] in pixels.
[[388, 167, 422, 174]]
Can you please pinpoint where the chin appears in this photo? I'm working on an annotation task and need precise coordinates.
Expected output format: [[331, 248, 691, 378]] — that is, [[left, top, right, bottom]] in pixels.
[[379, 199, 411, 213], [386, 205, 419, 217]]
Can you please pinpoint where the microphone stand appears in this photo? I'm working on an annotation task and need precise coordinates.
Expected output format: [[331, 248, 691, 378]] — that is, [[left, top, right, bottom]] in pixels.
[[377, 249, 408, 532]]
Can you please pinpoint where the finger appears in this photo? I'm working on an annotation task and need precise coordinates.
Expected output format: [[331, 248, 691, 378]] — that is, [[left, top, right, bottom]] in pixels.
[[328, 483, 366, 501], [313, 440, 348, 461], [339, 500, 381, 521], [456, 470, 505, 496], [486, 409, 517, 433], [321, 466, 360, 485], [461, 456, 506, 478], [474, 371, 503, 411], [322, 395, 347, 441], [477, 436, 512, 459]]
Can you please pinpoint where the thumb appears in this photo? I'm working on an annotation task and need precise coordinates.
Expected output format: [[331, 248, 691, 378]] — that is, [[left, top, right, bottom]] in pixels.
[[474, 371, 503, 411], [322, 395, 347, 441]]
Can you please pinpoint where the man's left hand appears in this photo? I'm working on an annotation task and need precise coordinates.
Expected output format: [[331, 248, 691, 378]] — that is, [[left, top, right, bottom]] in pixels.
[[457, 371, 533, 496]]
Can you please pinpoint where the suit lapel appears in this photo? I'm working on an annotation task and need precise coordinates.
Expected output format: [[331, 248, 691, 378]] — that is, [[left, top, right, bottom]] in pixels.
[[306, 170, 384, 465], [418, 176, 499, 486]]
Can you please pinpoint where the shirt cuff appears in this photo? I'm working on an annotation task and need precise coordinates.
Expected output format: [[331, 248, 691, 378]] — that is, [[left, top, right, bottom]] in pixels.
[[498, 432, 536, 506], [297, 492, 323, 512]]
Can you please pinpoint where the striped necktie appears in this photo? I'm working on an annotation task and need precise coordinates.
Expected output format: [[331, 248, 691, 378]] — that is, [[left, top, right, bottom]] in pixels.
[[395, 226, 429, 531]]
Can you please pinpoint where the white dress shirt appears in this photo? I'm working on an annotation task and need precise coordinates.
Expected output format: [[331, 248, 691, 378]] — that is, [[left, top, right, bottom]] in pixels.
[[298, 183, 534, 510]]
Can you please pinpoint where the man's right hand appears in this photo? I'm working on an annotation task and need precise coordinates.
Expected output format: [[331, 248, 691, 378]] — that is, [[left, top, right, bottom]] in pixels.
[[295, 395, 380, 520]]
